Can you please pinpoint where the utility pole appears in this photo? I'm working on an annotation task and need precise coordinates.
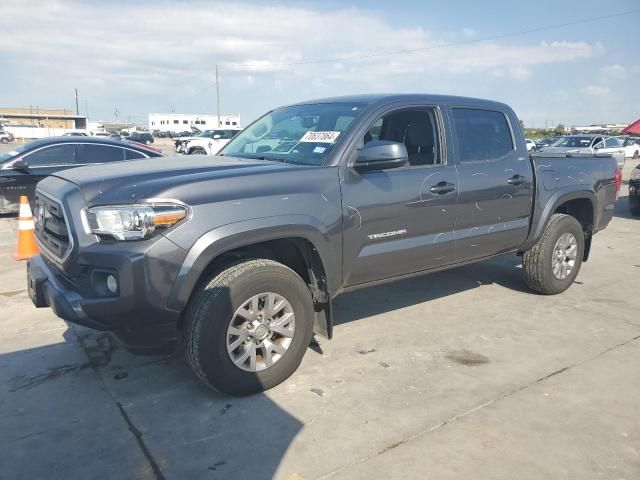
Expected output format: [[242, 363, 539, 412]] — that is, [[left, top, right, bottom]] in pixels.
[[216, 65, 221, 127], [74, 88, 79, 116]]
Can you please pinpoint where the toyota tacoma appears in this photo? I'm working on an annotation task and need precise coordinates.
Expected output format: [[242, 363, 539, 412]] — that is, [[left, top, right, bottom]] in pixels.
[[27, 94, 618, 396]]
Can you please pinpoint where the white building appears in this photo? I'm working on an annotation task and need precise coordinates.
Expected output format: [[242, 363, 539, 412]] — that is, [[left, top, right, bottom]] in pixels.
[[572, 123, 629, 134], [148, 113, 241, 133]]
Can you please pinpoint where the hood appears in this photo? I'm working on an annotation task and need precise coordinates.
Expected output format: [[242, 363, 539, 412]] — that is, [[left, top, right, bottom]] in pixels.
[[53, 155, 293, 205]]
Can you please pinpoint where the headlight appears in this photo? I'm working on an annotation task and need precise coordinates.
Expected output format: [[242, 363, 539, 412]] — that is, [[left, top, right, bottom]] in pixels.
[[82, 203, 188, 240], [631, 167, 640, 181]]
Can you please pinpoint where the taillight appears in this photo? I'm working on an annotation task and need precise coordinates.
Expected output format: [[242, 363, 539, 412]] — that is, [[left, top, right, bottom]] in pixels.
[[615, 167, 622, 198]]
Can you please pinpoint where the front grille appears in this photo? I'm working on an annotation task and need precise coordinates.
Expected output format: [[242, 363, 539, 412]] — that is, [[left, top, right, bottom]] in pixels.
[[34, 191, 73, 261]]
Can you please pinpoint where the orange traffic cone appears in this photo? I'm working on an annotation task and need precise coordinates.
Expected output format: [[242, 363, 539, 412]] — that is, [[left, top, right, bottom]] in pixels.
[[11, 196, 40, 261]]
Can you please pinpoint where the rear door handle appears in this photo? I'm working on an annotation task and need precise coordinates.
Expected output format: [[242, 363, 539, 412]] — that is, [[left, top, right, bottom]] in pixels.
[[430, 182, 456, 194], [507, 175, 526, 185]]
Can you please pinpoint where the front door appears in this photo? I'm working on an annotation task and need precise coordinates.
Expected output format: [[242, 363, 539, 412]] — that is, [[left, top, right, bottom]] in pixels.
[[341, 107, 458, 287], [0, 143, 78, 210], [449, 107, 533, 261]]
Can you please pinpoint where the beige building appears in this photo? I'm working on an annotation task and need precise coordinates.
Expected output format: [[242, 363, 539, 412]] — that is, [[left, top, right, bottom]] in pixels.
[[0, 107, 87, 129]]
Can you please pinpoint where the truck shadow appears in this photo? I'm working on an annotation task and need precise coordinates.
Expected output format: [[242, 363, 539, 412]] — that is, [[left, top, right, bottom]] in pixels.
[[1, 285, 303, 480], [614, 195, 637, 220], [334, 254, 527, 326]]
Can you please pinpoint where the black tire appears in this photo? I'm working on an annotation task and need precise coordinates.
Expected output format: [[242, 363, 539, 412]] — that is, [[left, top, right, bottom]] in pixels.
[[184, 259, 314, 396], [189, 147, 206, 155], [630, 197, 640, 217], [522, 213, 584, 295], [633, 150, 639, 159], [0, 138, 8, 144]]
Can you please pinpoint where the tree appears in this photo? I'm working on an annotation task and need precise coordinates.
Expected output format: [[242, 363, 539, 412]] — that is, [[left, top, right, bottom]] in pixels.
[[554, 123, 565, 134]]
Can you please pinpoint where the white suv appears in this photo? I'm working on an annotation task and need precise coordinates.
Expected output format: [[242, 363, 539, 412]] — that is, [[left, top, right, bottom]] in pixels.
[[184, 129, 242, 155]]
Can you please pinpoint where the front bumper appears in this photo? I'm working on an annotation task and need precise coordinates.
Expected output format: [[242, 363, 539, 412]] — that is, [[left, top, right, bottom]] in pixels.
[[28, 241, 185, 355]]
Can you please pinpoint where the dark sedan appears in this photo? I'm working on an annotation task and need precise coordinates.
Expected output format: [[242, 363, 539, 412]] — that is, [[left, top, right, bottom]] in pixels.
[[129, 132, 154, 144], [0, 137, 162, 214]]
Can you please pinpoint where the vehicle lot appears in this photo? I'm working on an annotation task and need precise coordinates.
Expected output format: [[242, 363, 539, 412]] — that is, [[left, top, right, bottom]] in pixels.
[[0, 154, 639, 479]]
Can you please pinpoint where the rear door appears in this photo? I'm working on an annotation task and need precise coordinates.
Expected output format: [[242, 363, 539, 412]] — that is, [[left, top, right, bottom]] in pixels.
[[75, 143, 126, 165], [449, 106, 533, 261]]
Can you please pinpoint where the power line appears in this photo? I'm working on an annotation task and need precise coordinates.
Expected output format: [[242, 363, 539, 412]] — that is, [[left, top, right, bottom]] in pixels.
[[222, 9, 639, 68], [152, 8, 639, 98]]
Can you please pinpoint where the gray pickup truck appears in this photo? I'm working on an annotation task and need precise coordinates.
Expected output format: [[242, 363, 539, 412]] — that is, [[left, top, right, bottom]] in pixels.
[[28, 94, 618, 396]]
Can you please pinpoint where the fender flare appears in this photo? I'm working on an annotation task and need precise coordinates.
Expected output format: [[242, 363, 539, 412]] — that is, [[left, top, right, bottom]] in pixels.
[[520, 186, 597, 252], [167, 215, 338, 312]]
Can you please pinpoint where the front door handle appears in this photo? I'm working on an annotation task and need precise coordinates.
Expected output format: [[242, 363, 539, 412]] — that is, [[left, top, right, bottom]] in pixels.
[[430, 182, 456, 194], [507, 175, 526, 186]]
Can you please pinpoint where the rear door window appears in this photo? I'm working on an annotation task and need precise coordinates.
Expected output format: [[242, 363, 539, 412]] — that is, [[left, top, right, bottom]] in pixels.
[[452, 108, 514, 163], [76, 144, 126, 164], [23, 144, 77, 166]]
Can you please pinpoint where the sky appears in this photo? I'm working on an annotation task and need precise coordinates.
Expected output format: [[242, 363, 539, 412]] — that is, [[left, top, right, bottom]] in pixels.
[[0, 0, 638, 128]]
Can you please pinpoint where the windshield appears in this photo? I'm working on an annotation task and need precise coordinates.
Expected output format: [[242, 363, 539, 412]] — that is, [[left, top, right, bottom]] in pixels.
[[219, 102, 366, 166], [0, 144, 29, 163], [551, 136, 593, 148]]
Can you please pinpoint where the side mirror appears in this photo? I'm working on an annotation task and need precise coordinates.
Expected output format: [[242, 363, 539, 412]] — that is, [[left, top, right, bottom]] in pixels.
[[12, 159, 29, 171], [354, 140, 408, 172]]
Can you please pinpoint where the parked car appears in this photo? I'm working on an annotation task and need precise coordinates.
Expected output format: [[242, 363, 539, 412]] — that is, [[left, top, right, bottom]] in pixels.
[[0, 130, 15, 144], [174, 131, 202, 153], [93, 132, 111, 138], [129, 132, 154, 145], [183, 128, 241, 155], [525, 138, 536, 151], [152, 130, 162, 137], [535, 137, 561, 149], [0, 137, 162, 214], [615, 136, 640, 159], [119, 131, 131, 140], [539, 135, 624, 167], [62, 132, 88, 137], [28, 94, 618, 396], [630, 163, 640, 216]]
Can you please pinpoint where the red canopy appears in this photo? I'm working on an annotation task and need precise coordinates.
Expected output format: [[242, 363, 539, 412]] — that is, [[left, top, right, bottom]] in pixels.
[[622, 118, 640, 135]]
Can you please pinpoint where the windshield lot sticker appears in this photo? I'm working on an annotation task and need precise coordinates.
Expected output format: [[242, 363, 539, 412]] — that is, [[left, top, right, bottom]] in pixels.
[[300, 131, 341, 143]]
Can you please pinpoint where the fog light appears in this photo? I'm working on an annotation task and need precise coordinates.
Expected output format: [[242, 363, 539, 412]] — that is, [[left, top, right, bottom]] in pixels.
[[106, 274, 118, 294]]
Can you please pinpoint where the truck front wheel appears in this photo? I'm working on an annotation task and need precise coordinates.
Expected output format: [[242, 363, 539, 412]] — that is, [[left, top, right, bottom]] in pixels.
[[522, 214, 584, 295], [183, 259, 314, 396]]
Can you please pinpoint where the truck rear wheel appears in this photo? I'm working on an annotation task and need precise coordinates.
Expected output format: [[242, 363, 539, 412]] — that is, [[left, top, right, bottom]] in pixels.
[[183, 259, 314, 396], [522, 214, 584, 295], [189, 147, 207, 155]]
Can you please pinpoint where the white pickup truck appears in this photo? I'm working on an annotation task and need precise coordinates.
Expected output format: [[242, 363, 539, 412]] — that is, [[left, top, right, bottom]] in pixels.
[[183, 128, 242, 155]]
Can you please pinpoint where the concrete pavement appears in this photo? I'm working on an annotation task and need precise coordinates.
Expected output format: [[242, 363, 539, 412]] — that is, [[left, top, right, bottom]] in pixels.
[[0, 162, 638, 480]]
